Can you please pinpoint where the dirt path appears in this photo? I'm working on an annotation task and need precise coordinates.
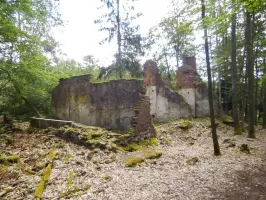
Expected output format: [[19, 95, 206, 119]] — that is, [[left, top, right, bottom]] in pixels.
[[0, 119, 266, 200]]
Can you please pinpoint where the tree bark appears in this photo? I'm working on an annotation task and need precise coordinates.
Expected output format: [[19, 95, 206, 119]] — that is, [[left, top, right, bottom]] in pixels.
[[263, 58, 266, 129], [201, 0, 221, 156], [231, 0, 242, 135], [246, 10, 255, 138]]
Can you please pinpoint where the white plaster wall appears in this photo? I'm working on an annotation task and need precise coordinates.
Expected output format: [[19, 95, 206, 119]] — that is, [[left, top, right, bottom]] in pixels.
[[179, 88, 196, 116], [146, 86, 157, 116], [196, 99, 210, 117], [146, 86, 192, 122]]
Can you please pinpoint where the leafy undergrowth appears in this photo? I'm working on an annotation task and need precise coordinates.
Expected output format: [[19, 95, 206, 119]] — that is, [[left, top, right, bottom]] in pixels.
[[0, 118, 265, 199]]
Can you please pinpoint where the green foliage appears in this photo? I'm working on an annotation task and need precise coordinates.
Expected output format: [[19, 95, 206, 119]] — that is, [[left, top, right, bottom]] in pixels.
[[95, 0, 145, 78]]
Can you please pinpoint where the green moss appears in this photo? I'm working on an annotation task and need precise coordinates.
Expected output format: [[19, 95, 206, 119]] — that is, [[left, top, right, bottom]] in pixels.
[[0, 154, 20, 165], [186, 157, 199, 166], [121, 137, 159, 152], [65, 153, 71, 164], [222, 115, 233, 123], [34, 163, 52, 199], [124, 157, 144, 167], [67, 171, 74, 188], [48, 150, 56, 161], [110, 143, 124, 152], [143, 149, 162, 159], [240, 144, 251, 154], [179, 120, 192, 130], [0, 134, 14, 145], [164, 138, 171, 145], [76, 95, 86, 105], [34, 162, 48, 171], [140, 138, 158, 146], [223, 127, 228, 134], [0, 188, 13, 197], [25, 169, 37, 175], [101, 175, 111, 181], [122, 143, 142, 151], [127, 128, 134, 135], [59, 185, 92, 199]]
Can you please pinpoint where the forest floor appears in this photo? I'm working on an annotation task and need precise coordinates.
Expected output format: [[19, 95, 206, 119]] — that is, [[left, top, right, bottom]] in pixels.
[[0, 118, 266, 200]]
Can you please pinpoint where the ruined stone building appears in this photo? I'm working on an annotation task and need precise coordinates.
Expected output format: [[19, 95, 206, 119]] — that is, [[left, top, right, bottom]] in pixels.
[[51, 56, 210, 136], [176, 56, 210, 117]]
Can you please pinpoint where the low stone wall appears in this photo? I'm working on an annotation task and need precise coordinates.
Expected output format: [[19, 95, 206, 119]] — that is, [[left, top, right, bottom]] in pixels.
[[30, 117, 72, 129]]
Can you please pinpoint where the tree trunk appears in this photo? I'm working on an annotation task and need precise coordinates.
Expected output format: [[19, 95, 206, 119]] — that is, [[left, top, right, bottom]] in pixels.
[[231, 0, 242, 135], [116, 0, 122, 78], [246, 10, 255, 138], [239, 45, 246, 130], [255, 56, 259, 125], [263, 58, 266, 129], [201, 0, 221, 156]]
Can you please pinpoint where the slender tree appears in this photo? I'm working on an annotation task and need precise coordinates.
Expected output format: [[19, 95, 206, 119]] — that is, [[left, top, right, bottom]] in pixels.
[[95, 0, 143, 78], [201, 0, 221, 156], [263, 59, 266, 129], [231, 0, 242, 135], [246, 9, 256, 138]]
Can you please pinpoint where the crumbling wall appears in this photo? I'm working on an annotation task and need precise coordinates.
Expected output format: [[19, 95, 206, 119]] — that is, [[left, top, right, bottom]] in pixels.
[[144, 60, 192, 122], [52, 76, 155, 139], [176, 56, 211, 117]]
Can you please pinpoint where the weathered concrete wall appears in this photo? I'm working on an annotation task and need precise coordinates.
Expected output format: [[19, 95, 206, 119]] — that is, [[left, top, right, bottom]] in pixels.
[[195, 85, 210, 117], [31, 117, 72, 129], [52, 75, 155, 139], [178, 88, 196, 117], [144, 60, 192, 122]]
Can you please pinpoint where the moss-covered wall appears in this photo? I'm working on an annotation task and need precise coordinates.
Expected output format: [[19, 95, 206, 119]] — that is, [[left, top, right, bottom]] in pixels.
[[52, 75, 153, 134]]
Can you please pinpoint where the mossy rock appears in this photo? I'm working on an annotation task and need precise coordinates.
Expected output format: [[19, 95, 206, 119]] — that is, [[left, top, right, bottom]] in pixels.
[[121, 138, 159, 152], [139, 138, 158, 146], [186, 157, 199, 166], [142, 148, 162, 159], [240, 144, 251, 154], [178, 120, 192, 130], [124, 157, 144, 167], [222, 115, 234, 126]]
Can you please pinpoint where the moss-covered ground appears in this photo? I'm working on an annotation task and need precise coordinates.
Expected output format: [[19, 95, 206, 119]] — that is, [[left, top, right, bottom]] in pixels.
[[0, 118, 266, 199]]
